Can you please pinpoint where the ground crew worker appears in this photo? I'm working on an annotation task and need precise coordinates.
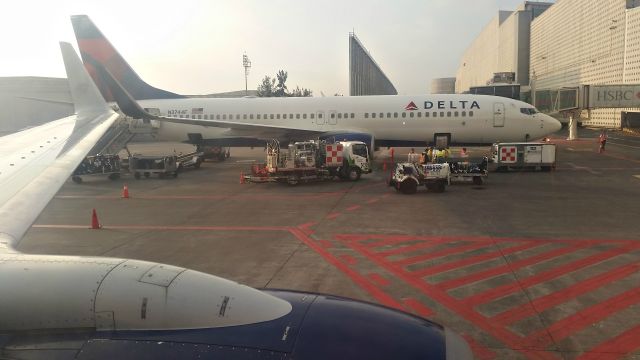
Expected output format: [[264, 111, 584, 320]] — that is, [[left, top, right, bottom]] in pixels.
[[599, 130, 608, 153], [419, 149, 427, 164], [427, 147, 434, 163]]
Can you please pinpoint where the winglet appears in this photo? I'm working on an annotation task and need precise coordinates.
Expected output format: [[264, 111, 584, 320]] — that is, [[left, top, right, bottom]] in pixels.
[[60, 42, 111, 118]]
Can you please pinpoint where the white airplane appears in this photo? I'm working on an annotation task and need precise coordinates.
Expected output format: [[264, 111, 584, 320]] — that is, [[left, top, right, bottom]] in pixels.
[[72, 15, 562, 153], [0, 43, 472, 359]]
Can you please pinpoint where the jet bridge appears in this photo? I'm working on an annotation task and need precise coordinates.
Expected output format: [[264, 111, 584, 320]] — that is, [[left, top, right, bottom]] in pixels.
[[533, 84, 640, 139]]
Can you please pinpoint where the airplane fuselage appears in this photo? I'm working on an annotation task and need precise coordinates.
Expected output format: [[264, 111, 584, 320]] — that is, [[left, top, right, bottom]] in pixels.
[[139, 94, 561, 146]]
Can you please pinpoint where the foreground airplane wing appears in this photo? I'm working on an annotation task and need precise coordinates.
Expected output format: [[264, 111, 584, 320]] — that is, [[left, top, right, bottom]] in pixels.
[[0, 43, 119, 253]]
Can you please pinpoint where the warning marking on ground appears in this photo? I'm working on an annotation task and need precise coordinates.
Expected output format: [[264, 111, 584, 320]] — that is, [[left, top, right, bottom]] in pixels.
[[330, 234, 640, 359]]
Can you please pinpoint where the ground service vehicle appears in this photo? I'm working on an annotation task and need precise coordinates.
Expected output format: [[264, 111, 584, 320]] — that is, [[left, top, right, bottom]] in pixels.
[[245, 139, 371, 185], [130, 155, 179, 179], [71, 154, 121, 183], [389, 162, 450, 194], [449, 157, 489, 185], [491, 142, 557, 172]]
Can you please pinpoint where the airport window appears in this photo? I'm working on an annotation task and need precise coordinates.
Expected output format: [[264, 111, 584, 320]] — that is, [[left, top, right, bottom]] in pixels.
[[447, 112, 451, 117], [461, 111, 466, 117], [469, 111, 474, 117], [409, 112, 414, 118], [440, 112, 445, 117], [296, 114, 300, 119], [394, 112, 398, 118], [454, 111, 459, 117], [303, 114, 307, 119], [277, 114, 280, 119], [270, 114, 274, 119], [372, 113, 376, 118], [402, 112, 406, 118], [337, 113, 342, 119], [243, 114, 247, 120], [365, 113, 369, 118]]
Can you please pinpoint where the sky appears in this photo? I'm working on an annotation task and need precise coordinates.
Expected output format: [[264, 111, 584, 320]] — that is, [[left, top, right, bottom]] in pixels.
[[0, 0, 554, 96]]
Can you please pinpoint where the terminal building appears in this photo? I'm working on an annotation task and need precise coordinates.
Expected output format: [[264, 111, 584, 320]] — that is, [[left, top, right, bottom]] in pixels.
[[349, 33, 398, 96], [530, 0, 640, 127], [430, 78, 456, 94], [455, 2, 552, 94]]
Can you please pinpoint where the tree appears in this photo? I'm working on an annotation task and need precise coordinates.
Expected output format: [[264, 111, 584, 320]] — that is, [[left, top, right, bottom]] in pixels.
[[257, 76, 276, 97], [257, 70, 312, 97]]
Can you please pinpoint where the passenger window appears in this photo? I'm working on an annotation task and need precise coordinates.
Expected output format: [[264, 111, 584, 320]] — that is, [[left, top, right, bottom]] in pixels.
[[303, 114, 307, 119], [257, 114, 261, 119], [402, 112, 406, 118], [277, 114, 280, 119], [365, 113, 369, 119], [379, 113, 384, 118], [417, 112, 422, 117], [318, 113, 323, 119], [372, 113, 376, 118], [223, 114, 227, 120], [337, 113, 342, 119], [433, 112, 438, 118], [440, 112, 445, 117], [296, 114, 300, 119], [290, 114, 293, 119], [216, 115, 220, 120], [243, 114, 247, 120], [344, 113, 348, 118], [454, 111, 459, 117], [350, 113, 355, 118], [409, 112, 414, 118], [270, 114, 274, 119], [264, 114, 267, 119], [250, 114, 254, 119], [311, 114, 315, 119], [387, 112, 391, 118], [447, 111, 451, 117], [469, 111, 474, 117], [198, 115, 202, 119], [425, 112, 429, 117], [331, 113, 335, 119], [462, 111, 466, 117], [394, 112, 398, 118]]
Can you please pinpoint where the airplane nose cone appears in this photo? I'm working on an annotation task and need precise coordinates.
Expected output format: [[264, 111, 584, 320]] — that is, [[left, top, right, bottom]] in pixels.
[[546, 115, 562, 133]]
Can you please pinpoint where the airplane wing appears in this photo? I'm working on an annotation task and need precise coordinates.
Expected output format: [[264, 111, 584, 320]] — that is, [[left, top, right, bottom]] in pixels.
[[94, 63, 370, 140], [0, 43, 119, 253]]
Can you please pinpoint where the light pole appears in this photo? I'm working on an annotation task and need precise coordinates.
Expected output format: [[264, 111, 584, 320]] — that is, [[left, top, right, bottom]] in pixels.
[[243, 53, 251, 96]]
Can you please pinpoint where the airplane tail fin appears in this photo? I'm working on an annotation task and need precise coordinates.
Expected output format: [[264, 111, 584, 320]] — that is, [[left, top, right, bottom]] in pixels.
[[70, 15, 185, 101]]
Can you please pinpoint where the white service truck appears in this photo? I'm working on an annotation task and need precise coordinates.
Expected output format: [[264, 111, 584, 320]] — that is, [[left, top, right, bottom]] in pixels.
[[388, 162, 450, 194], [491, 142, 557, 172], [245, 139, 371, 185]]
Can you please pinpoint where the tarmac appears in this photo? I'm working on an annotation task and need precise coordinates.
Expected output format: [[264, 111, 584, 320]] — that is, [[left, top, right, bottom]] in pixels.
[[19, 128, 640, 359]]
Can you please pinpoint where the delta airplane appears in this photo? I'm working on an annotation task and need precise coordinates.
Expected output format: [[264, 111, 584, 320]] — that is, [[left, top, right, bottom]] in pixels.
[[0, 44, 473, 359], [71, 15, 562, 152]]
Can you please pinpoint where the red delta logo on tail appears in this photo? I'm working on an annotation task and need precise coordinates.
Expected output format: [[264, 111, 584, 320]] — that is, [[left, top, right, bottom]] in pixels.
[[405, 101, 418, 111]]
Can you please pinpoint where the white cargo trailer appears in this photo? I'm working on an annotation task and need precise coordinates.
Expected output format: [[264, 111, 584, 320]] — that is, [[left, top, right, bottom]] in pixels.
[[491, 142, 556, 172]]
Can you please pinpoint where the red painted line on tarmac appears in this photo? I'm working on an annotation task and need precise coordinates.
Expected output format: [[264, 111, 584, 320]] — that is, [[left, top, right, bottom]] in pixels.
[[319, 240, 333, 249], [325, 212, 341, 220], [463, 246, 630, 306], [402, 298, 433, 318], [409, 241, 541, 278], [524, 286, 640, 349], [577, 324, 640, 360], [491, 263, 640, 325], [391, 241, 491, 267], [339, 254, 358, 265], [297, 222, 317, 235], [367, 273, 391, 287], [375, 241, 443, 258], [32, 224, 290, 231], [437, 242, 590, 291], [345, 205, 361, 211], [288, 228, 405, 311], [339, 237, 558, 359], [366, 198, 379, 204]]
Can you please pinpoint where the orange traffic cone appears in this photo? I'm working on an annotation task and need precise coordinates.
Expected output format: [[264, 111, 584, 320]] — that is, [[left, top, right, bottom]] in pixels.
[[90, 208, 101, 229], [240, 171, 245, 184], [122, 184, 130, 199]]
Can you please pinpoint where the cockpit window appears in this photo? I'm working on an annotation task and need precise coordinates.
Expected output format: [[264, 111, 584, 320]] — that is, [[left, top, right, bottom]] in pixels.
[[520, 108, 538, 115]]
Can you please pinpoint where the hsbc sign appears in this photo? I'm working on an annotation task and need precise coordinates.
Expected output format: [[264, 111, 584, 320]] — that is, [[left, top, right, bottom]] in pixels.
[[588, 85, 640, 108]]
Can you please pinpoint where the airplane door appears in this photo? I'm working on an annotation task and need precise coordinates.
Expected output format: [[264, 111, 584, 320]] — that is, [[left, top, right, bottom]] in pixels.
[[328, 110, 337, 125], [493, 103, 505, 127], [316, 111, 325, 125]]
